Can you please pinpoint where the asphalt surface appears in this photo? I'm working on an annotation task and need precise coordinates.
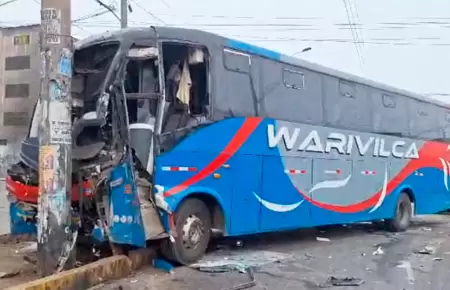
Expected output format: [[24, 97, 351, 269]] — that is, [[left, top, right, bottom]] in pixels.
[[2, 182, 450, 290], [96, 214, 450, 290], [0, 181, 11, 235]]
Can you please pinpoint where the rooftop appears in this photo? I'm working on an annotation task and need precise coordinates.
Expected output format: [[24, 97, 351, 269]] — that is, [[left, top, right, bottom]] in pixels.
[[0, 23, 40, 30]]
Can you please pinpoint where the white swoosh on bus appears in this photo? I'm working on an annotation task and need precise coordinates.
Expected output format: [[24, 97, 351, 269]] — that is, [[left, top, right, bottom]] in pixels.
[[369, 166, 388, 213], [446, 161, 450, 191], [439, 158, 449, 191], [309, 175, 352, 193], [253, 191, 303, 212]]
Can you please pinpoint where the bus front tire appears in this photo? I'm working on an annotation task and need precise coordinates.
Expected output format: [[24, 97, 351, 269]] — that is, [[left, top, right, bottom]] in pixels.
[[161, 198, 211, 265], [385, 192, 412, 232]]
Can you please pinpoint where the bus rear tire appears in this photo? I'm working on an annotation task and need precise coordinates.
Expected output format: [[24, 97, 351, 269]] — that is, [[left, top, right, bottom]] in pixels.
[[385, 192, 412, 232], [161, 198, 211, 265]]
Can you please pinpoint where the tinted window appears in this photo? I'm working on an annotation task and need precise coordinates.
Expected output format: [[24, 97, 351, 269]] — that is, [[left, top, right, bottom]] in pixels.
[[223, 49, 250, 74], [283, 68, 304, 90], [215, 48, 255, 117], [5, 83, 29, 98], [5, 55, 30, 71], [339, 80, 356, 98], [3, 112, 29, 126], [373, 93, 408, 136]]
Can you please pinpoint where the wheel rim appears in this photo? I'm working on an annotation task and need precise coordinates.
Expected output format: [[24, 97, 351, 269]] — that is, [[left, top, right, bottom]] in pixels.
[[397, 201, 408, 224], [181, 214, 205, 251]]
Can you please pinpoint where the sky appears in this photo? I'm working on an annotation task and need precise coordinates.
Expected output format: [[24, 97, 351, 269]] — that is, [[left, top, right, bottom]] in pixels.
[[1, 0, 450, 102]]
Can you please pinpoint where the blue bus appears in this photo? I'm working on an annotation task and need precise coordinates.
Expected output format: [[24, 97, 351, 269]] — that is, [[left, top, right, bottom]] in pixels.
[[7, 26, 450, 265]]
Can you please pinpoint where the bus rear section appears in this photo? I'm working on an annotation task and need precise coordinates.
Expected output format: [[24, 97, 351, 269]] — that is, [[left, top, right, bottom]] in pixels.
[[154, 116, 450, 240]]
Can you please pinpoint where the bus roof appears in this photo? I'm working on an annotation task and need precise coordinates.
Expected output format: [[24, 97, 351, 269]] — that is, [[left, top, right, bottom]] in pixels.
[[76, 26, 449, 109]]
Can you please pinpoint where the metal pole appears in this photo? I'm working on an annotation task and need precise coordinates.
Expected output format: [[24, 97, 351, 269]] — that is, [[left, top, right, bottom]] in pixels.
[[38, 0, 74, 277], [121, 0, 128, 28]]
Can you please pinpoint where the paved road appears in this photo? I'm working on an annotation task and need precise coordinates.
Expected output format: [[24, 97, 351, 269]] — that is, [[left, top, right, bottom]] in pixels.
[[0, 181, 11, 235], [97, 215, 450, 290], [2, 181, 450, 290]]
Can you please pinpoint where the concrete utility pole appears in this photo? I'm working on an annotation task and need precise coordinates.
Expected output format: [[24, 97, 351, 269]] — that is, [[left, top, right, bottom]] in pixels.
[[121, 0, 128, 28], [38, 0, 74, 277]]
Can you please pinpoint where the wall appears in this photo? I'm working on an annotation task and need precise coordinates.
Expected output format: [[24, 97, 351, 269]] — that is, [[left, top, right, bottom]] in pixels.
[[0, 25, 41, 174]]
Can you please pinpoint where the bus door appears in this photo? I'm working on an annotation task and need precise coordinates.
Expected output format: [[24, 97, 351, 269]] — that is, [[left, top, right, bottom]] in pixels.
[[100, 43, 166, 246]]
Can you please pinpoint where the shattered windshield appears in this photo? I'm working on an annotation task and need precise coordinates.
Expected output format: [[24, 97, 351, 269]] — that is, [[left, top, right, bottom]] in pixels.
[[28, 42, 120, 138], [73, 42, 120, 112]]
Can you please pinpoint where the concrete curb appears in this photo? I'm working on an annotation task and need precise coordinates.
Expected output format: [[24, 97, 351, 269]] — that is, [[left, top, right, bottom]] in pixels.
[[6, 255, 135, 290]]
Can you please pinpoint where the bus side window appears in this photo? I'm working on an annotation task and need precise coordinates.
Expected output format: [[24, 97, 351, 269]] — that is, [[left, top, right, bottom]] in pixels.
[[339, 80, 355, 98], [410, 100, 440, 140], [124, 58, 159, 124], [161, 43, 210, 133], [283, 68, 304, 90], [443, 111, 450, 138], [223, 48, 250, 74], [373, 93, 408, 137], [217, 48, 255, 117], [382, 94, 396, 108]]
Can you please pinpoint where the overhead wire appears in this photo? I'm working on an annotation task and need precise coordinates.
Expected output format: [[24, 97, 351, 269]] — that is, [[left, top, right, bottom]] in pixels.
[[2, 6, 450, 46], [59, 20, 450, 29], [342, 0, 365, 72], [156, 0, 170, 9], [0, 0, 19, 7], [74, 8, 112, 22], [93, 0, 121, 22], [224, 35, 450, 46], [129, 0, 166, 24], [86, 12, 450, 22], [348, 0, 366, 51]]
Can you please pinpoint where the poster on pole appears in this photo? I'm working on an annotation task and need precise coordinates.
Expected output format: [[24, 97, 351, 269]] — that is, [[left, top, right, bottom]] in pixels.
[[39, 145, 55, 195], [41, 8, 61, 44], [49, 101, 71, 145]]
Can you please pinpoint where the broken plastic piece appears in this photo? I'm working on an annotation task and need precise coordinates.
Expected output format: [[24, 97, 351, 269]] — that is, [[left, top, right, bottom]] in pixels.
[[372, 246, 384, 256], [326, 276, 365, 286], [415, 245, 436, 255], [153, 258, 174, 274], [221, 268, 256, 290]]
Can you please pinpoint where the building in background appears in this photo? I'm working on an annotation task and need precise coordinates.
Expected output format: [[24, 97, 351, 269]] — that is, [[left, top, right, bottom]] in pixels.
[[0, 24, 40, 178]]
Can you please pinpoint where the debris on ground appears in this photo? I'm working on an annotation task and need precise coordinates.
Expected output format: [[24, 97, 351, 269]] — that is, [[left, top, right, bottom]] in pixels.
[[372, 246, 384, 256], [221, 268, 256, 290], [304, 253, 314, 259], [15, 242, 37, 254], [0, 270, 20, 279], [415, 246, 436, 255], [396, 261, 415, 284], [153, 258, 174, 274], [189, 250, 291, 274], [319, 276, 365, 287], [0, 234, 35, 245], [433, 257, 443, 261], [316, 237, 331, 242], [421, 227, 432, 232], [23, 255, 37, 265]]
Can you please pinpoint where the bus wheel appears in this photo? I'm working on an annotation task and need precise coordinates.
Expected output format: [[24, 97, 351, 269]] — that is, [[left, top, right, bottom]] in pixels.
[[162, 198, 212, 265], [385, 192, 412, 232]]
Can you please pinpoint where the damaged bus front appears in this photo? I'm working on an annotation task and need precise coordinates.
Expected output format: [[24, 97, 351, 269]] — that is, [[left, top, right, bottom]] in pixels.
[[6, 29, 173, 258]]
